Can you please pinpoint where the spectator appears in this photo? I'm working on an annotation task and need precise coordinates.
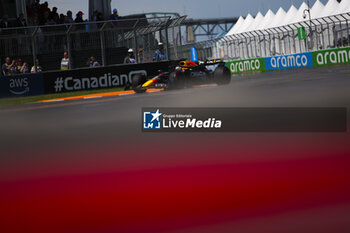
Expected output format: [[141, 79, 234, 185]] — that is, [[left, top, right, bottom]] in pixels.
[[16, 59, 29, 74], [138, 48, 146, 63], [32, 16, 40, 27], [2, 57, 17, 76], [343, 37, 348, 47], [0, 14, 11, 28], [110, 8, 119, 26], [88, 56, 101, 67], [60, 51, 70, 70], [75, 11, 84, 23], [31, 0, 41, 13], [337, 38, 342, 48], [110, 8, 119, 20], [51, 14, 59, 25], [31, 59, 43, 73], [153, 42, 167, 61], [92, 9, 98, 22], [16, 13, 27, 27], [63, 15, 71, 29], [124, 49, 137, 64], [97, 12, 104, 21], [40, 11, 51, 25], [49, 7, 59, 22], [58, 14, 65, 24], [38, 1, 50, 17], [65, 10, 74, 24], [73, 11, 85, 48]]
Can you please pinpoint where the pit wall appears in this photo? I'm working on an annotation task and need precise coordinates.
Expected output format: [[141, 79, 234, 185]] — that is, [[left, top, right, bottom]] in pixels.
[[226, 46, 350, 75]]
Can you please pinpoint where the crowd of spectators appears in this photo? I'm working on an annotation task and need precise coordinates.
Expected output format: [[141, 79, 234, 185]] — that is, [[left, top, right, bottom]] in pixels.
[[1, 43, 167, 76], [25, 0, 92, 27], [337, 36, 349, 47], [0, 1, 169, 76], [0, 0, 113, 30], [1, 52, 102, 75], [1, 57, 42, 76]]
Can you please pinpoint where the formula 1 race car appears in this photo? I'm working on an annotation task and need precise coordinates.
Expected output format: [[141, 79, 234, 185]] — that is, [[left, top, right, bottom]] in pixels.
[[132, 60, 231, 93]]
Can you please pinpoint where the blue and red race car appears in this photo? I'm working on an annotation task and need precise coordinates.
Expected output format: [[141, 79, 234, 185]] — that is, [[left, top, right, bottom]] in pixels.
[[132, 60, 231, 93]]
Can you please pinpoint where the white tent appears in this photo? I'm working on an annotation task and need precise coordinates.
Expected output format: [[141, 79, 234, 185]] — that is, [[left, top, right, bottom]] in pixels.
[[281, 5, 298, 27], [270, 7, 287, 28], [244, 12, 264, 32], [336, 0, 350, 15], [289, 2, 310, 24], [318, 0, 340, 18], [227, 16, 244, 36], [235, 13, 254, 34], [257, 9, 275, 30], [225, 0, 350, 37], [310, 0, 325, 18], [216, 0, 350, 60]]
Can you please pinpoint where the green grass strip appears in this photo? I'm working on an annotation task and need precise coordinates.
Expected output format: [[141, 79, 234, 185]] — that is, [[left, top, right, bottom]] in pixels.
[[0, 87, 126, 107]]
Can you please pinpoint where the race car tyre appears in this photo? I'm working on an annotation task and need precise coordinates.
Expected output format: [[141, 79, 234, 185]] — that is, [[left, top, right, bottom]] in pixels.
[[214, 66, 231, 85], [132, 74, 147, 93], [167, 71, 185, 90]]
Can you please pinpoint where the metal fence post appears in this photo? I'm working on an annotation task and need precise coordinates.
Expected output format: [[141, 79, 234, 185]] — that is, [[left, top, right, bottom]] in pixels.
[[310, 20, 319, 50], [99, 22, 107, 67], [133, 20, 140, 62], [286, 25, 295, 54], [319, 21, 325, 50], [259, 30, 267, 57], [340, 14, 349, 46], [334, 15, 343, 47], [238, 34, 245, 59], [232, 35, 240, 59], [266, 29, 274, 56], [321, 18, 331, 48], [178, 24, 183, 59], [251, 31, 260, 57], [31, 26, 38, 72], [66, 25, 73, 70], [243, 33, 249, 58], [165, 19, 170, 60], [270, 28, 280, 55]]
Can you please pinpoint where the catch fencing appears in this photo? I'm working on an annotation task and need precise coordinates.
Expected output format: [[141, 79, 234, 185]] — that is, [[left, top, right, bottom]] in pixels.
[[0, 16, 186, 74], [2, 12, 350, 75], [211, 12, 350, 60]]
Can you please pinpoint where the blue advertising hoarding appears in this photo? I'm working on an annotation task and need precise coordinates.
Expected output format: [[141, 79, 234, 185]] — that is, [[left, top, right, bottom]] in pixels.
[[191, 47, 198, 62], [0, 73, 44, 98], [265, 52, 313, 70]]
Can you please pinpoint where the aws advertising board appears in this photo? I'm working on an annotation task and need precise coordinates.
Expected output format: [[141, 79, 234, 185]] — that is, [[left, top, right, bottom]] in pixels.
[[265, 52, 313, 70], [0, 73, 44, 98]]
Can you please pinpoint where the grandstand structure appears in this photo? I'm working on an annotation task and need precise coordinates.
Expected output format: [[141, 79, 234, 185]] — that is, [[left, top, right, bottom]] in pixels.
[[3, 0, 350, 71], [0, 0, 237, 74], [0, 16, 186, 72], [212, 0, 350, 60], [0, 0, 111, 21]]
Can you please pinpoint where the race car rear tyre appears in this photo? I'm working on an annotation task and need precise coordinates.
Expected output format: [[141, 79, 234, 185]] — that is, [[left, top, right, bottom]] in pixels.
[[167, 71, 185, 90], [214, 66, 231, 85], [132, 74, 147, 93]]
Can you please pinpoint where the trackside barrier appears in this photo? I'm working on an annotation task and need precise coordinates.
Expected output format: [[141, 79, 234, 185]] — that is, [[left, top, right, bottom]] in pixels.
[[226, 46, 350, 75], [226, 58, 265, 74], [0, 73, 44, 98], [43, 61, 176, 94], [265, 52, 313, 71], [0, 61, 176, 98], [313, 47, 350, 67]]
